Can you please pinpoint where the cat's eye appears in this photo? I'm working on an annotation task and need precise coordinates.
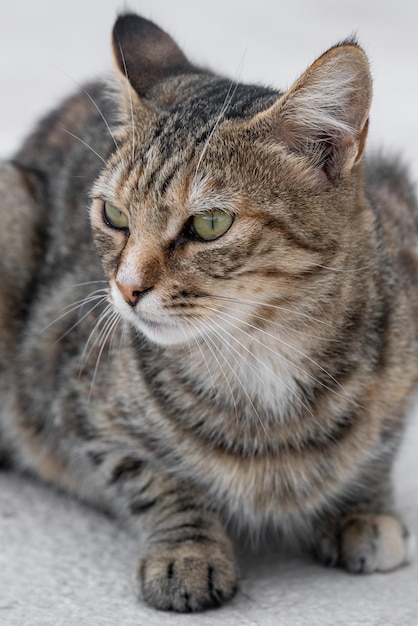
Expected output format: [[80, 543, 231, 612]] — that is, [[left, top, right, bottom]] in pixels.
[[191, 210, 234, 241], [103, 202, 129, 230]]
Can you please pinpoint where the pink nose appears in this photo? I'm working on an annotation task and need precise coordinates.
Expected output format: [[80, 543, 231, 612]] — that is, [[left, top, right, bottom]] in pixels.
[[116, 282, 150, 307]]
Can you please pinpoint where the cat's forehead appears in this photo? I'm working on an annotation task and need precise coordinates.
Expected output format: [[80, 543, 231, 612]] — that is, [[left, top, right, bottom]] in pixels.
[[134, 79, 278, 186], [143, 77, 278, 154], [104, 80, 270, 189], [97, 77, 280, 229], [170, 77, 277, 118]]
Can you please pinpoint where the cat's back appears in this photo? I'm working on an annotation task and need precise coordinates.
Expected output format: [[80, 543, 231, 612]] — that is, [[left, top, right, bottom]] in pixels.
[[0, 82, 116, 461], [13, 81, 114, 183], [9, 82, 117, 290], [364, 155, 418, 344], [365, 155, 418, 258]]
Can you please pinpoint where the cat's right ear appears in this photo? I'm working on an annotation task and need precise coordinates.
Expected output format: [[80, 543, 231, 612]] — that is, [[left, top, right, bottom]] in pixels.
[[112, 14, 195, 98], [249, 41, 372, 184]]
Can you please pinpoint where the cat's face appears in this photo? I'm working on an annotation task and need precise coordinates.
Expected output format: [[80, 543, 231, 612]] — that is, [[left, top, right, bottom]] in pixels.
[[90, 99, 346, 347], [90, 16, 372, 347], [90, 102, 316, 346]]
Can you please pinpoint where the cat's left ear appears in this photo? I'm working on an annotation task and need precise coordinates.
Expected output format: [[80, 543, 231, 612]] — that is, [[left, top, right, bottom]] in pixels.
[[253, 41, 372, 182], [112, 14, 196, 97]]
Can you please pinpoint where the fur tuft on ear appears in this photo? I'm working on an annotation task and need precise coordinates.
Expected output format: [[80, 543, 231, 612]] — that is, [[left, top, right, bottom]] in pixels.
[[112, 14, 196, 97], [258, 42, 372, 181]]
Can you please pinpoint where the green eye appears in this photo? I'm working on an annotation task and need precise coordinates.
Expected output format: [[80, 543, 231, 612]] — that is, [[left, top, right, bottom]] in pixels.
[[103, 202, 129, 230], [191, 210, 234, 241]]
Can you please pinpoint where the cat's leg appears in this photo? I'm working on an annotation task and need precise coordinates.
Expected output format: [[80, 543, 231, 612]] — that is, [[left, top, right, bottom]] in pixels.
[[82, 452, 238, 612], [138, 494, 237, 612], [314, 464, 414, 573], [315, 512, 414, 573]]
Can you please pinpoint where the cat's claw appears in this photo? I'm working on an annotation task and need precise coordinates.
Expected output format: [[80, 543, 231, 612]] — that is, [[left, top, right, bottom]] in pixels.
[[316, 513, 415, 574], [137, 542, 238, 612]]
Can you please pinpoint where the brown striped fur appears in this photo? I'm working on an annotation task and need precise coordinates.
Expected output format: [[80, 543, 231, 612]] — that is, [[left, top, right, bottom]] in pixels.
[[0, 13, 417, 612]]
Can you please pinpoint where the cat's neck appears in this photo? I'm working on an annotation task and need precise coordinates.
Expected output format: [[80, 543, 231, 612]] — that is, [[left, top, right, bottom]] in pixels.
[[144, 316, 321, 427]]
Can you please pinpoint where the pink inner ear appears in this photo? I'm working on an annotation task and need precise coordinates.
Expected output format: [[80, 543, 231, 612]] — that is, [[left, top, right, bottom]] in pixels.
[[354, 117, 369, 165], [112, 14, 196, 97]]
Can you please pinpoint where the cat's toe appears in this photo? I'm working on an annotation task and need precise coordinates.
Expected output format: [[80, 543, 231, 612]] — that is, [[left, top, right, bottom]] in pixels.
[[137, 542, 238, 612], [316, 514, 414, 573]]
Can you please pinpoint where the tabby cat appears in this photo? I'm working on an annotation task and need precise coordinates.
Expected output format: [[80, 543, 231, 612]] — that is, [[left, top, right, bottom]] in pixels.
[[0, 13, 417, 612]]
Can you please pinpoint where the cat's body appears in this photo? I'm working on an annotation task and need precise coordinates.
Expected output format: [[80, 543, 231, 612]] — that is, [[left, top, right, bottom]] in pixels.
[[1, 14, 417, 612]]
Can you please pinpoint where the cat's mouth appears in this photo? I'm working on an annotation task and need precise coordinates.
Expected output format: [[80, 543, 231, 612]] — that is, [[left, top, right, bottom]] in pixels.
[[134, 311, 205, 346], [108, 283, 188, 346], [108, 278, 218, 346]]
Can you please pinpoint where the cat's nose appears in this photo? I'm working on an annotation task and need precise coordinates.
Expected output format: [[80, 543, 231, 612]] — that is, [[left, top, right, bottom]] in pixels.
[[117, 282, 150, 308]]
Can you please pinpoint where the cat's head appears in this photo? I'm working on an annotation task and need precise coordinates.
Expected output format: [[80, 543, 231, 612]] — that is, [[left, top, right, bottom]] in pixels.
[[90, 14, 372, 346]]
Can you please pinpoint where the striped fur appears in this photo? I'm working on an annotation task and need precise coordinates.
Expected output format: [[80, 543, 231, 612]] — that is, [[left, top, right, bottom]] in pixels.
[[0, 13, 417, 612]]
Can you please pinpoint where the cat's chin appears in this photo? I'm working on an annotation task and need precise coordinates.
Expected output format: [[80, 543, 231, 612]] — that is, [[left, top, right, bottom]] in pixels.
[[132, 315, 196, 347]]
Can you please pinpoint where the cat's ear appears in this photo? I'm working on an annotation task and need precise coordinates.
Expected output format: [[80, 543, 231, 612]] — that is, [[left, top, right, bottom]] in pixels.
[[254, 41, 372, 182], [112, 14, 195, 97]]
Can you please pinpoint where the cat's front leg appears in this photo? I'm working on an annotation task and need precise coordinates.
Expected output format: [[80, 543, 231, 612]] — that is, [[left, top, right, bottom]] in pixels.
[[315, 512, 414, 574], [139, 510, 237, 612], [103, 456, 238, 612]]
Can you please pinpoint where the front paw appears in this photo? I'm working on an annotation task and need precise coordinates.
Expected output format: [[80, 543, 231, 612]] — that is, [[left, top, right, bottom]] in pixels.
[[137, 540, 238, 612], [316, 513, 415, 573]]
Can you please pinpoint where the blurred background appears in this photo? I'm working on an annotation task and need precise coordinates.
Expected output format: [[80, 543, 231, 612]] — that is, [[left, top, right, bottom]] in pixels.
[[1, 0, 417, 177]]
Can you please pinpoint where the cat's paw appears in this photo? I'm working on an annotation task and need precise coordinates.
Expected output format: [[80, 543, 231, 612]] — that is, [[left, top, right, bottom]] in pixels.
[[137, 541, 238, 612], [316, 513, 415, 573]]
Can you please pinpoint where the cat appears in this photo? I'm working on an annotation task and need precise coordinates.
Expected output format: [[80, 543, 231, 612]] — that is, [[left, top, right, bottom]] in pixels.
[[0, 12, 417, 613]]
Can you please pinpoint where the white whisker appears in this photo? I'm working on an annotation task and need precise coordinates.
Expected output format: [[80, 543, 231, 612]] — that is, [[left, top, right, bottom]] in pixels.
[[59, 128, 106, 164], [55, 297, 108, 342], [66, 280, 108, 289], [43, 292, 108, 338], [209, 306, 358, 408], [211, 294, 335, 329], [53, 67, 120, 150], [193, 51, 246, 184], [193, 84, 237, 181], [214, 301, 336, 343], [78, 304, 114, 373], [208, 316, 315, 419], [59, 289, 108, 312], [299, 259, 379, 274], [82, 89, 120, 151], [89, 310, 121, 398], [117, 319, 128, 356], [190, 330, 217, 398], [188, 320, 238, 417], [114, 35, 136, 165], [201, 325, 269, 435]]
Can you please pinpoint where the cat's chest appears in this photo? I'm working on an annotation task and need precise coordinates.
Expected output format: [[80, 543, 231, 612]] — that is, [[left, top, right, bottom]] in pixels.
[[168, 333, 303, 424], [169, 426, 349, 528], [91, 333, 364, 524]]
